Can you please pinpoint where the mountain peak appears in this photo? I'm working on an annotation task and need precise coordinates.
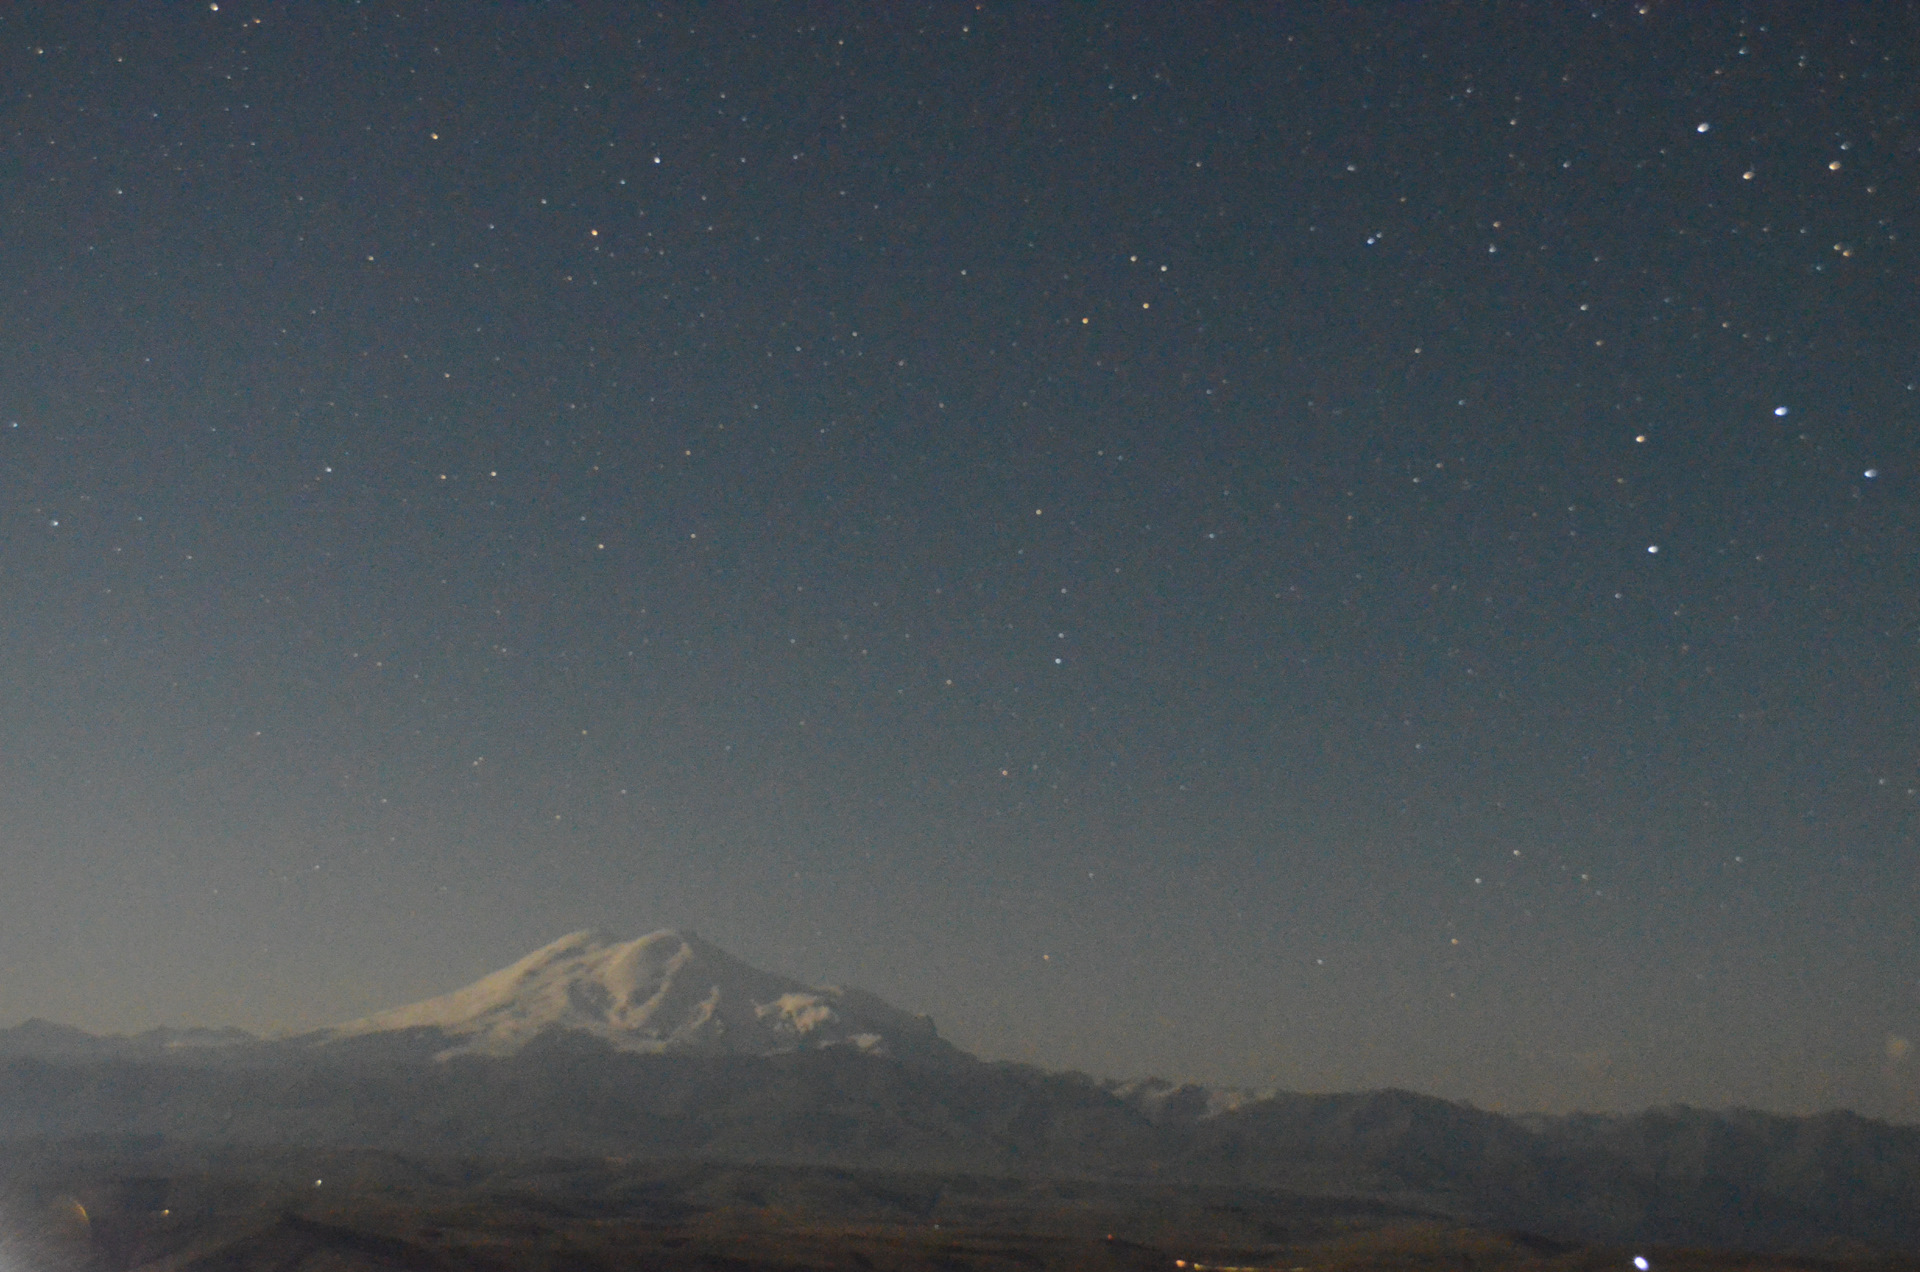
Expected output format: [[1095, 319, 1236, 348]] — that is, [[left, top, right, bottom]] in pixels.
[[325, 928, 959, 1063]]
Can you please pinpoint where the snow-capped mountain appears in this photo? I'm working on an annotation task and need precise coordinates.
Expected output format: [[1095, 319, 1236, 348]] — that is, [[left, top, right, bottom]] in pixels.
[[6, 934, 1920, 1252], [323, 928, 959, 1062]]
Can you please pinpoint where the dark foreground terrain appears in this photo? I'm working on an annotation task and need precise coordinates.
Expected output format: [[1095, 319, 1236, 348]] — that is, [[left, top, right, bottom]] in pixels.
[[5, 1145, 1919, 1272]]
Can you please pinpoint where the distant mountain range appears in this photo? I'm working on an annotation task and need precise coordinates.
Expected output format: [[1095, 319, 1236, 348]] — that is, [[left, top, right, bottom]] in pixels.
[[4, 928, 1918, 1254]]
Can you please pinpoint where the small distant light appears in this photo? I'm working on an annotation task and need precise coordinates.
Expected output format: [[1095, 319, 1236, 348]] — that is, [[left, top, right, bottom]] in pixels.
[[1864, 468, 1878, 479], [1634, 1258, 1650, 1271], [1696, 122, 1710, 133], [1773, 406, 1789, 416], [1634, 434, 1646, 443], [1647, 544, 1660, 554]]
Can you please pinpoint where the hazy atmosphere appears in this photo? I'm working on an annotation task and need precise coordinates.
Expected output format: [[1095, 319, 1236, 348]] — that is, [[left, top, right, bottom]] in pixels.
[[2, 3, 1916, 1121]]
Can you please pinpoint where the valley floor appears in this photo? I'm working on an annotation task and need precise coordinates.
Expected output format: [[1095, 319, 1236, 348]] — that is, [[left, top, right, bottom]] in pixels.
[[6, 1148, 1919, 1272]]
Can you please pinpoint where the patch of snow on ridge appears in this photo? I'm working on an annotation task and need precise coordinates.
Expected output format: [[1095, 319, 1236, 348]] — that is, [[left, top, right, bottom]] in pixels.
[[757, 992, 839, 1035], [1105, 1076, 1266, 1123], [324, 928, 958, 1063]]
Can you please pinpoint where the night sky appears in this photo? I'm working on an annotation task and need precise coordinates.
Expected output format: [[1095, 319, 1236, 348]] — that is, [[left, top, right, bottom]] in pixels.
[[3, 3, 1917, 1120]]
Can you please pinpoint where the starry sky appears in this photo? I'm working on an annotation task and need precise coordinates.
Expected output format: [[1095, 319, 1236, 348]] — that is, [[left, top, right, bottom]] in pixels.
[[2, 2, 1917, 1120]]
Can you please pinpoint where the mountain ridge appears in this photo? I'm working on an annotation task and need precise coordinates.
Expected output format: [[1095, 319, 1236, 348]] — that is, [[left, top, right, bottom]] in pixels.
[[4, 929, 1919, 1253]]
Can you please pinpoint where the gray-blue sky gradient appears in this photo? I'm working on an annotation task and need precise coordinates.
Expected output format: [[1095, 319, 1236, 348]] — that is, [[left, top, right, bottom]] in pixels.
[[1, 2, 1916, 1119]]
